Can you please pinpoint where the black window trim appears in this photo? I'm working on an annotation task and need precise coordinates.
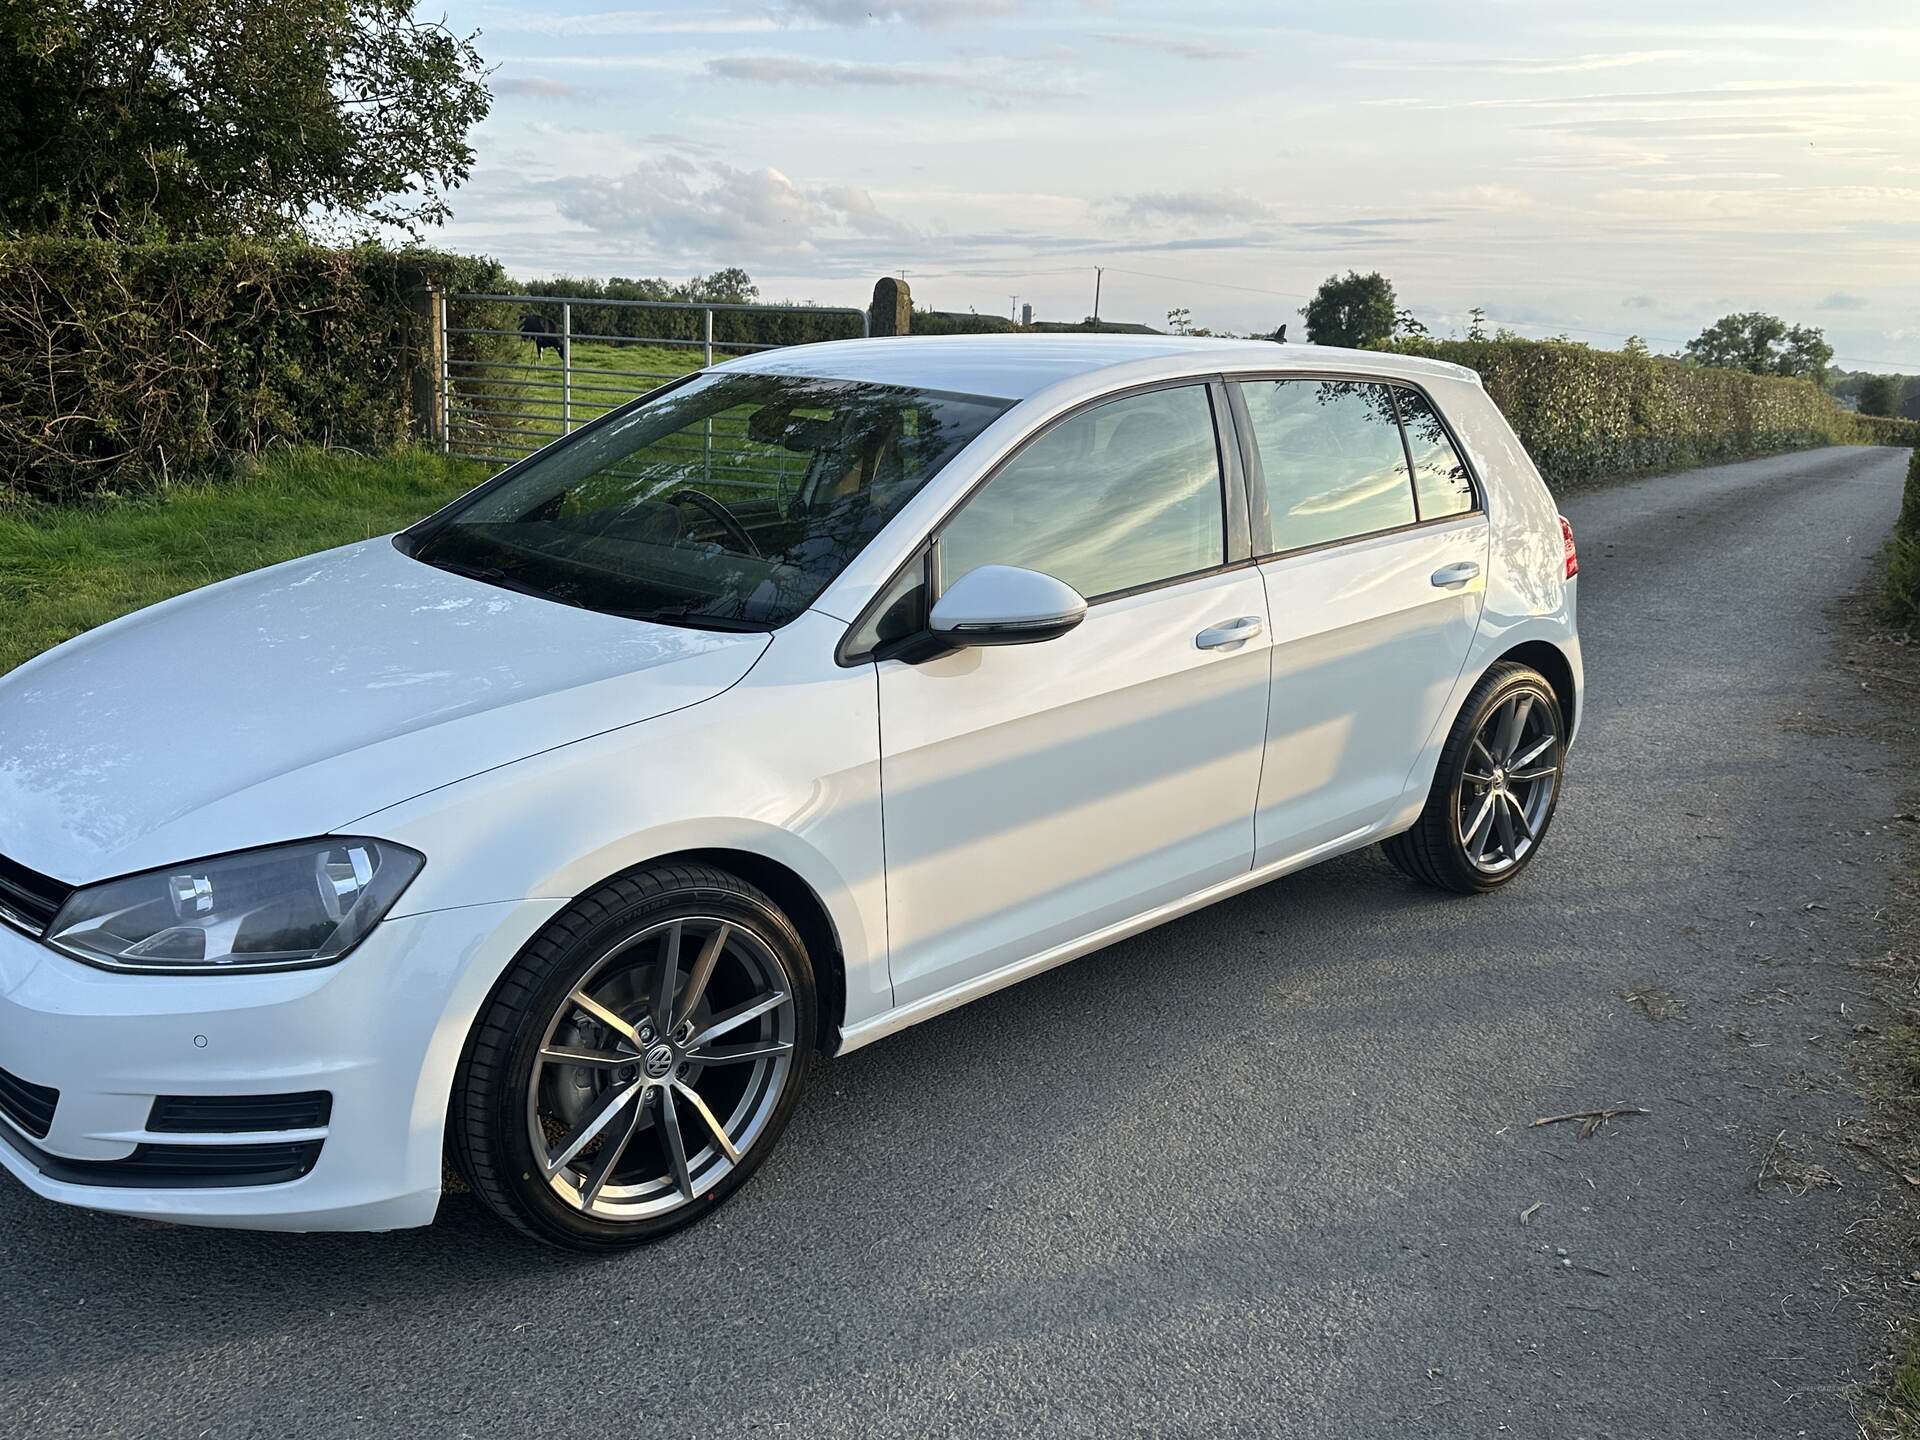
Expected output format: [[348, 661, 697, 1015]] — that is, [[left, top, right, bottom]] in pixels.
[[1228, 370, 1486, 563], [836, 374, 1252, 667]]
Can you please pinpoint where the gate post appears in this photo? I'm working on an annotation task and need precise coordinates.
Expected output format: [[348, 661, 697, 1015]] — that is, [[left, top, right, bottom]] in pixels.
[[869, 276, 911, 336], [410, 283, 447, 447], [561, 302, 573, 433]]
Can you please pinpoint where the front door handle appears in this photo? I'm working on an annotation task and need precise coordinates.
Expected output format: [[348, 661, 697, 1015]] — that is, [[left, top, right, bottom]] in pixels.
[[1195, 615, 1264, 651], [1430, 561, 1481, 588]]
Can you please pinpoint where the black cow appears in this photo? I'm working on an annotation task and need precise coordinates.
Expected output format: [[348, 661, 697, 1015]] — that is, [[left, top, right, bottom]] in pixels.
[[519, 313, 562, 360]]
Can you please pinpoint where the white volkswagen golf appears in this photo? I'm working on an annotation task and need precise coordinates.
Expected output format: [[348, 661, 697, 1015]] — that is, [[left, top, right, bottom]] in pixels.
[[0, 336, 1580, 1249]]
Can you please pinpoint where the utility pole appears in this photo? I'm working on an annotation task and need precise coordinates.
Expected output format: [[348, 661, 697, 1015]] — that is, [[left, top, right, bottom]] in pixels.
[[1092, 266, 1103, 323], [1009, 295, 1019, 322]]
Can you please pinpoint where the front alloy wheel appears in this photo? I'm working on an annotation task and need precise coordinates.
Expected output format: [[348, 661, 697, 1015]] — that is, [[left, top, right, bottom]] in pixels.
[[453, 865, 815, 1250]]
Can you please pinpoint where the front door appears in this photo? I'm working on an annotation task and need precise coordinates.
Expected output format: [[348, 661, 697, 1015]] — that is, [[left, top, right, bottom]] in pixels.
[[875, 383, 1271, 1006]]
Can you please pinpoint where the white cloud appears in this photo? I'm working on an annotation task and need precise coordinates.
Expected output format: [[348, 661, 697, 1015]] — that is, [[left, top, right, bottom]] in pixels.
[[491, 76, 600, 101], [491, 9, 794, 35], [1353, 50, 1703, 75], [1110, 191, 1273, 226], [545, 154, 913, 256], [774, 0, 1026, 23], [703, 54, 1017, 95], [1091, 32, 1252, 63]]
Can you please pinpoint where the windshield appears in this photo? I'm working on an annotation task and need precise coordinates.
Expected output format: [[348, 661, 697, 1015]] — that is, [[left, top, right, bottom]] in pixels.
[[401, 371, 1010, 631]]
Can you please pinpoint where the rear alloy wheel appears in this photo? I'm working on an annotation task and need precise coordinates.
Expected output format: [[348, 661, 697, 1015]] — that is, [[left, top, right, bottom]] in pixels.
[[453, 865, 814, 1250], [1382, 662, 1565, 894]]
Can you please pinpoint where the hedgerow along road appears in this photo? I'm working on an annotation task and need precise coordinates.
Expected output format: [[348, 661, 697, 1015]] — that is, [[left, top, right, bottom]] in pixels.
[[0, 443, 1911, 1437]]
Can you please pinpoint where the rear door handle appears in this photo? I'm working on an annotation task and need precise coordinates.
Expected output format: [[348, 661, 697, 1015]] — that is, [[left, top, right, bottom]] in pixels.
[[1430, 561, 1481, 588], [1195, 616, 1264, 651]]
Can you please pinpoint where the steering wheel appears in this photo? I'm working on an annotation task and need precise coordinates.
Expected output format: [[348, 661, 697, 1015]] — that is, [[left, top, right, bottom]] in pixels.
[[667, 487, 760, 557]]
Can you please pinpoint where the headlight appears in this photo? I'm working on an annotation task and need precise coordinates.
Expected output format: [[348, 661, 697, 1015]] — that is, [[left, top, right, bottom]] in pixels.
[[45, 838, 424, 974]]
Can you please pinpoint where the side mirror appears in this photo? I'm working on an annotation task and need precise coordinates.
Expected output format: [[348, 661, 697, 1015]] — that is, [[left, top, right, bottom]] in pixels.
[[928, 565, 1087, 647]]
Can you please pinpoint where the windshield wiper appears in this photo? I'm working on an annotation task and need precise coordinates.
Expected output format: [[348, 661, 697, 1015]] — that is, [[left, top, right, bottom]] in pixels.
[[415, 554, 574, 607], [624, 604, 770, 634]]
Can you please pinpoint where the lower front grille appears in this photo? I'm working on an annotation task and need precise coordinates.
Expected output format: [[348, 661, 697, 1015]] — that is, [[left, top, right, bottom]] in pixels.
[[107, 1141, 324, 1187], [0, 1063, 58, 1139], [19, 1137, 325, 1189], [148, 1091, 333, 1133]]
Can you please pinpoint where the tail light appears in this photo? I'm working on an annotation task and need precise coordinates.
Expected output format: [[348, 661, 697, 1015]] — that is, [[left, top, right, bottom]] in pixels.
[[1559, 515, 1578, 579]]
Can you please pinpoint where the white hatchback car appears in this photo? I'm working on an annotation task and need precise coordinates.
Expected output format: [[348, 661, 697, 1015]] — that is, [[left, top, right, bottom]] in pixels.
[[0, 336, 1580, 1249]]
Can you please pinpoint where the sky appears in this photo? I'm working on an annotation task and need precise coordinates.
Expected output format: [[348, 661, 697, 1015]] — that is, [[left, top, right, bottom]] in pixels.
[[433, 0, 1920, 371]]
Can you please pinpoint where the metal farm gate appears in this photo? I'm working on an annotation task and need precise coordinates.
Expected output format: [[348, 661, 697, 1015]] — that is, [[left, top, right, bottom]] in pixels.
[[428, 291, 870, 482]]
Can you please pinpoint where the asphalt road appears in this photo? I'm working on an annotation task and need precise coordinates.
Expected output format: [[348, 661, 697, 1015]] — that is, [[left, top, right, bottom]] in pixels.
[[2, 445, 1914, 1439]]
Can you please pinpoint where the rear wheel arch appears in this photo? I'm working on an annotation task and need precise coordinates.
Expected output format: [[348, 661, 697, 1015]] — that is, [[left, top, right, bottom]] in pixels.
[[1494, 639, 1575, 733]]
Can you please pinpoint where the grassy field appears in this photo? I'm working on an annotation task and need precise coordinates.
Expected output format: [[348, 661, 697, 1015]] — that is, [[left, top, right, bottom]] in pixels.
[[0, 449, 487, 676]]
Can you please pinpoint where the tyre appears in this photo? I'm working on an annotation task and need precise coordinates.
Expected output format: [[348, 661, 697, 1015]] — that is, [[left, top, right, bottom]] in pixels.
[[1381, 662, 1566, 895], [451, 863, 815, 1251]]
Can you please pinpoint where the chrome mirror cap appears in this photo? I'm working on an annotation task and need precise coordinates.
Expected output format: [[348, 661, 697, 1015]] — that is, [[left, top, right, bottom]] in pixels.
[[928, 565, 1087, 646]]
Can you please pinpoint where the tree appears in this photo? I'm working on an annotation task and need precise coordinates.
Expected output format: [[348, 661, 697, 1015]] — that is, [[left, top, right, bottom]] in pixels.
[[0, 0, 490, 238], [1393, 307, 1428, 339], [1300, 271, 1396, 348], [1166, 306, 1192, 335], [1683, 312, 1834, 382], [1858, 374, 1899, 417], [687, 268, 759, 304], [1623, 335, 1650, 358], [1467, 307, 1488, 342]]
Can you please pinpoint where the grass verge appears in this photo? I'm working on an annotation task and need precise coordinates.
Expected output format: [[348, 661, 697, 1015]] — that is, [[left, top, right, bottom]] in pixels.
[[0, 447, 486, 676]]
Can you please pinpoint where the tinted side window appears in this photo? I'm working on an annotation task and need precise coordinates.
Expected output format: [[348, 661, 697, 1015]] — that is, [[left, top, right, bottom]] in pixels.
[[1395, 389, 1475, 520], [938, 385, 1225, 600], [1241, 380, 1415, 553]]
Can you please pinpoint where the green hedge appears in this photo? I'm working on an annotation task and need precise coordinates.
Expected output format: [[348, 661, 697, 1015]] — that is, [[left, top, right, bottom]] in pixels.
[[1387, 337, 1912, 488], [511, 276, 867, 351], [1882, 444, 1920, 628], [0, 237, 506, 503]]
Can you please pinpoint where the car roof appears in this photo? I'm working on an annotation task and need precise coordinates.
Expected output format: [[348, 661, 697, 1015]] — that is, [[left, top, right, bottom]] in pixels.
[[715, 333, 1481, 401]]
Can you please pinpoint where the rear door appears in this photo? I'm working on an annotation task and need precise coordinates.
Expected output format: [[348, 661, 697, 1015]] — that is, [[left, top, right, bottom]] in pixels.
[[871, 382, 1272, 1006], [1231, 378, 1488, 864]]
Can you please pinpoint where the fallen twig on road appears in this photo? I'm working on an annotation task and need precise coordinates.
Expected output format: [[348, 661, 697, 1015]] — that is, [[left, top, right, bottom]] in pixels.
[[1757, 1129, 1786, 1192], [1530, 1106, 1650, 1139]]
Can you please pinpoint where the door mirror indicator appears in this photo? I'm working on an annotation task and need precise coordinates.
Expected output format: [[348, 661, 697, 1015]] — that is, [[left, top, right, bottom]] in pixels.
[[928, 565, 1087, 647]]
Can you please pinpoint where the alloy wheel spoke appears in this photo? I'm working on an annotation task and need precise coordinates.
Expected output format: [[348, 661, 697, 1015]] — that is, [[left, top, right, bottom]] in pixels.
[[539, 1044, 635, 1068], [1463, 770, 1496, 786], [1461, 791, 1496, 849], [1504, 790, 1536, 843], [1471, 736, 1499, 771], [578, 1088, 649, 1207], [651, 921, 683, 1031], [545, 1079, 642, 1177], [673, 1079, 741, 1162], [678, 924, 730, 1032], [1494, 794, 1519, 860], [1495, 695, 1533, 760], [1509, 764, 1557, 784], [567, 990, 645, 1050], [656, 1084, 695, 1199], [691, 991, 790, 1048], [1510, 733, 1555, 770], [691, 1038, 794, 1065]]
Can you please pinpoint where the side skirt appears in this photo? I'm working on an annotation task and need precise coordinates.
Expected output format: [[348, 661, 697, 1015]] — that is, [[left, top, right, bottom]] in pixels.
[[835, 823, 1378, 1056]]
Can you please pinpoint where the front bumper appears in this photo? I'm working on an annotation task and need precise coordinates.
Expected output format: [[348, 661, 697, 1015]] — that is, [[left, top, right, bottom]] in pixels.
[[0, 897, 563, 1232]]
